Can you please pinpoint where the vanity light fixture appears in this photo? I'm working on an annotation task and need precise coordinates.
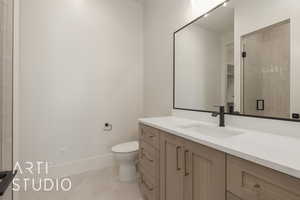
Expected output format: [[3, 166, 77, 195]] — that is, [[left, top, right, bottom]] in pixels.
[[223, 2, 228, 7]]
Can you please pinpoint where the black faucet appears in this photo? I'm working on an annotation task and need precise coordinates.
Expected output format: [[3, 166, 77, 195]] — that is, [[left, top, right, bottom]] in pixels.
[[212, 106, 225, 127]]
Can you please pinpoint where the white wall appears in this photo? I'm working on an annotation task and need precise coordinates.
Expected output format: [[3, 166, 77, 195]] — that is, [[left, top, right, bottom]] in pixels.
[[0, 0, 13, 199], [175, 25, 222, 110], [1, 0, 13, 171], [19, 0, 143, 176]]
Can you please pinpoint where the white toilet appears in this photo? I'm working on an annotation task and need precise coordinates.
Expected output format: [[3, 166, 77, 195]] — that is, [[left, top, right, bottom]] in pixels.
[[112, 141, 139, 182]]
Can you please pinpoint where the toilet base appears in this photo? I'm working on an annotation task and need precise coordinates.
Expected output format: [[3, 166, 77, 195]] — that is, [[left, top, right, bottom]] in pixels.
[[119, 163, 137, 182], [114, 151, 138, 182]]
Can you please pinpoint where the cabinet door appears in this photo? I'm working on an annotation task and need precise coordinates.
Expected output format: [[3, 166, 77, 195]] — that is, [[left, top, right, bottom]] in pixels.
[[183, 140, 226, 200], [160, 132, 184, 200]]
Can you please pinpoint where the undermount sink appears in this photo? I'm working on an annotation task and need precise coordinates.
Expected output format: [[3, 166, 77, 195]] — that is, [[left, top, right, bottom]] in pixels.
[[179, 124, 244, 138]]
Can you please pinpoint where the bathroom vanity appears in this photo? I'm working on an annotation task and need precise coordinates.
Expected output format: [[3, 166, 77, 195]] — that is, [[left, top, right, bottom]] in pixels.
[[138, 117, 300, 200]]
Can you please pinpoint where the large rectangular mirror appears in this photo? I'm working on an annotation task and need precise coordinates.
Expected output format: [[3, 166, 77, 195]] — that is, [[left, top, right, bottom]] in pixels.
[[174, 0, 300, 121]]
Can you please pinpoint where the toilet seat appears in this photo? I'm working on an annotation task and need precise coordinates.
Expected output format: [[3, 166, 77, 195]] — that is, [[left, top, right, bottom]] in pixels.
[[112, 141, 139, 153]]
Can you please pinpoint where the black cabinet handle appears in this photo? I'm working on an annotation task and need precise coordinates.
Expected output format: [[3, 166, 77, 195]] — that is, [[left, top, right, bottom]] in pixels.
[[176, 146, 181, 171], [0, 170, 17, 196], [184, 150, 190, 176]]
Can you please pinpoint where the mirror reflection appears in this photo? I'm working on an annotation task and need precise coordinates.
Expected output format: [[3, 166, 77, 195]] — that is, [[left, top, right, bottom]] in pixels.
[[174, 0, 299, 120]]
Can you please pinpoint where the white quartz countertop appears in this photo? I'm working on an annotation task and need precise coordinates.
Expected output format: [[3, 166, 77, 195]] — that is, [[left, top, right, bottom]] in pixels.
[[139, 116, 300, 179]]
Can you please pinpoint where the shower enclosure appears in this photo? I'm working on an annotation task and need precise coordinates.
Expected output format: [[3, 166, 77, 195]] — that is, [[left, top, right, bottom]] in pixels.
[[242, 20, 290, 118], [0, 0, 14, 199]]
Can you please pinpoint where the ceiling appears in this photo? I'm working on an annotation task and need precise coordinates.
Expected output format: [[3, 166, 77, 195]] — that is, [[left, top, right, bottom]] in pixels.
[[195, 6, 234, 34]]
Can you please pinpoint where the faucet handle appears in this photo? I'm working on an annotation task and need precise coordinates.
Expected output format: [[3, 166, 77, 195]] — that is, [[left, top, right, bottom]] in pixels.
[[213, 105, 225, 112]]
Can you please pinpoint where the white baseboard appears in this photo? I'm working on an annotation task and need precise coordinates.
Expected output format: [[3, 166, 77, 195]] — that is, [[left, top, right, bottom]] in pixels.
[[48, 153, 115, 178], [16, 153, 115, 180]]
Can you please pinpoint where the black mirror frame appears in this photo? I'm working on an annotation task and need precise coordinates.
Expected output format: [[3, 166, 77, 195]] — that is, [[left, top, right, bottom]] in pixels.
[[172, 1, 300, 123]]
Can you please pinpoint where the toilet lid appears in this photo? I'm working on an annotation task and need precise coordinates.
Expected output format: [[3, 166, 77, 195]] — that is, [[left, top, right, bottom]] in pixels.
[[112, 141, 139, 153]]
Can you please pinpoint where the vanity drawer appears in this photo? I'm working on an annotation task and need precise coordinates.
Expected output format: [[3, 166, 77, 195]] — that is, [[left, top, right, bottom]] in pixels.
[[139, 166, 159, 200], [139, 140, 159, 178], [140, 124, 160, 149], [227, 155, 300, 200]]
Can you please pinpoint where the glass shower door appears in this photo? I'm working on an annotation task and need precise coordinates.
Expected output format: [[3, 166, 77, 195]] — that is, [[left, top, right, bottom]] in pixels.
[[0, 0, 14, 199], [242, 20, 290, 118]]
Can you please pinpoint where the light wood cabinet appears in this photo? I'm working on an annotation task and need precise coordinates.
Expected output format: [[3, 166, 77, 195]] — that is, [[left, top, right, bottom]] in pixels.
[[160, 132, 184, 200], [139, 165, 159, 200], [159, 131, 226, 200], [139, 123, 300, 200], [183, 139, 226, 200], [139, 140, 160, 178], [227, 192, 242, 200], [140, 124, 160, 149], [139, 125, 161, 200], [227, 155, 300, 200]]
